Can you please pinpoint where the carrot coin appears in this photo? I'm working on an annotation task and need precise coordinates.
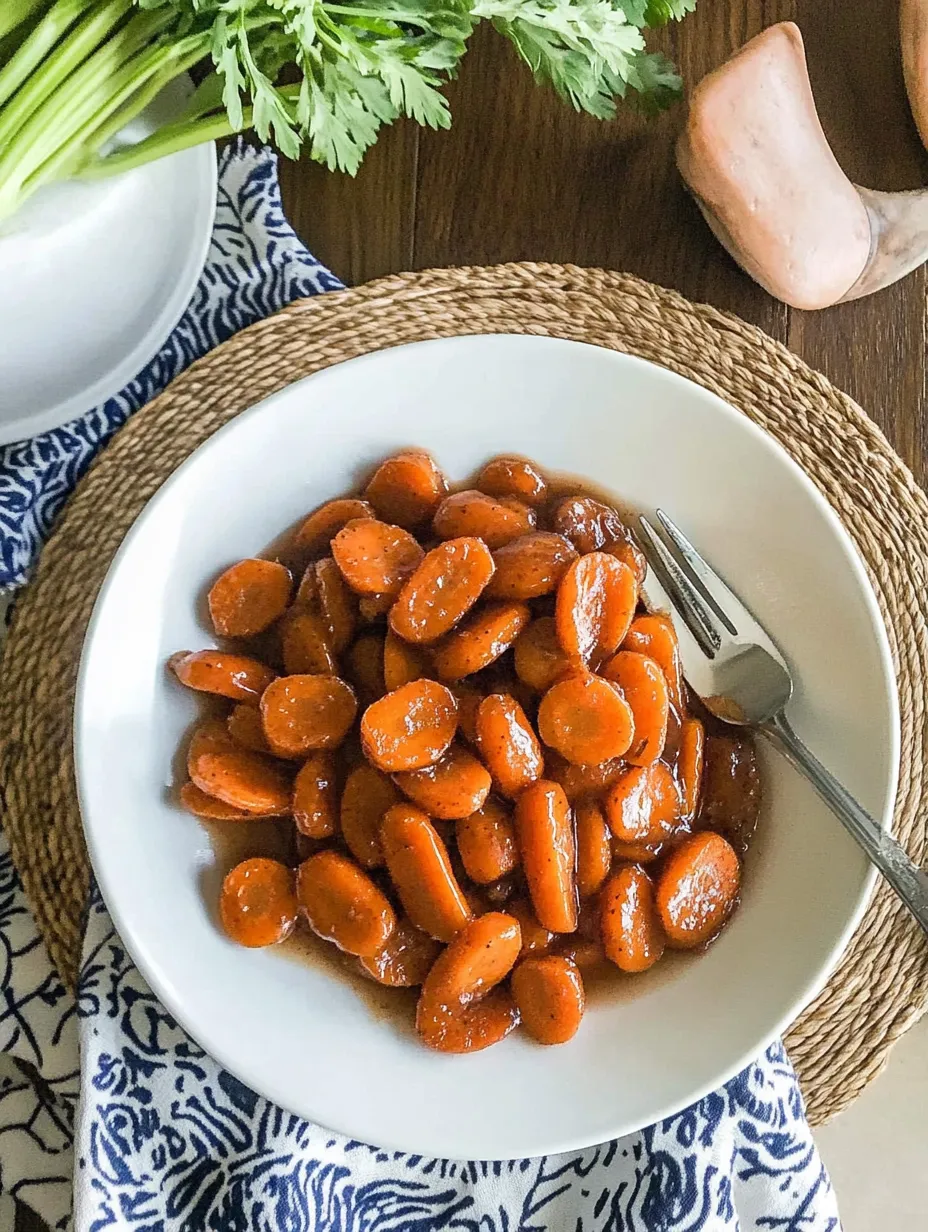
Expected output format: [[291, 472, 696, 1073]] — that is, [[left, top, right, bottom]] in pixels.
[[297, 849, 396, 957], [292, 751, 337, 838], [476, 455, 548, 506], [508, 897, 555, 958], [171, 650, 277, 702], [381, 804, 473, 941], [179, 782, 255, 821], [208, 559, 292, 638], [537, 671, 634, 764], [416, 912, 522, 1053], [432, 490, 536, 548], [485, 533, 578, 600], [677, 717, 706, 821], [455, 798, 520, 883], [382, 630, 431, 691], [601, 650, 669, 765], [260, 674, 358, 757], [360, 678, 458, 772], [432, 601, 531, 681], [512, 955, 585, 1044], [220, 858, 297, 947], [190, 749, 292, 815], [332, 518, 424, 596], [292, 498, 375, 560], [575, 799, 612, 898], [186, 718, 234, 777], [394, 743, 492, 819], [360, 919, 442, 987], [604, 762, 682, 844], [340, 763, 399, 867], [227, 705, 271, 755], [656, 832, 741, 948], [389, 537, 495, 644], [601, 865, 665, 972], [543, 751, 627, 803], [514, 780, 578, 934], [611, 838, 662, 864], [622, 612, 685, 712], [552, 496, 646, 580], [475, 693, 544, 798], [314, 557, 357, 653], [555, 552, 637, 668], [280, 610, 337, 676], [346, 633, 386, 706], [513, 617, 572, 693], [358, 591, 394, 622], [364, 451, 447, 529]]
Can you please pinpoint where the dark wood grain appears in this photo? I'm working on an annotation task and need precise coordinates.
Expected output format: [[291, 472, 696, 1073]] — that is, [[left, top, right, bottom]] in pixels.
[[279, 0, 928, 487]]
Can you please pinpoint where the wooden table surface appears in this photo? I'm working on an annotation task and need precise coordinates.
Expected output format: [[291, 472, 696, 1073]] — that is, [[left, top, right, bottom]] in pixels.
[[278, 0, 928, 486], [11, 4, 928, 1231]]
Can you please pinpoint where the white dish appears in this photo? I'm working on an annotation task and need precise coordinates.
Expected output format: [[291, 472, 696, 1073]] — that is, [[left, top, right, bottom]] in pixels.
[[74, 334, 899, 1160], [0, 82, 216, 445]]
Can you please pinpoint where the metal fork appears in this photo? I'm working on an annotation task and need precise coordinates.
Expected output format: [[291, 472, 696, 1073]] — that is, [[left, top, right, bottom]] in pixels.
[[638, 509, 928, 937]]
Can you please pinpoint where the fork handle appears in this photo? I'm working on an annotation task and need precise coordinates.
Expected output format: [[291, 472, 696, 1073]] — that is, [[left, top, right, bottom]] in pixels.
[[761, 711, 928, 936]]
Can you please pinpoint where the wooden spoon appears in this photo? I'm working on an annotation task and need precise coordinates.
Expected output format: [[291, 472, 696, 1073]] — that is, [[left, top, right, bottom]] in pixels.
[[676, 21, 928, 309]]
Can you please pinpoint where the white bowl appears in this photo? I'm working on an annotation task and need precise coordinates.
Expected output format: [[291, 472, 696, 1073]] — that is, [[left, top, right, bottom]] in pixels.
[[74, 334, 898, 1160]]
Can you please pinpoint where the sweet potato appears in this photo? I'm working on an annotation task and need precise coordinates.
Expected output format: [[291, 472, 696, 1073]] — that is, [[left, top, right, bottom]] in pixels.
[[208, 559, 292, 638]]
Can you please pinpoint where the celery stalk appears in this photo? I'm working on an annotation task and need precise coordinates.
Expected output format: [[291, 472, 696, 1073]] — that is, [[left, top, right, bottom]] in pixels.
[[0, 0, 46, 43]]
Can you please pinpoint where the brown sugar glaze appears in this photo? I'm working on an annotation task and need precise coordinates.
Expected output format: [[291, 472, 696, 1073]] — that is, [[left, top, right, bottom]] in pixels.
[[194, 453, 762, 1040]]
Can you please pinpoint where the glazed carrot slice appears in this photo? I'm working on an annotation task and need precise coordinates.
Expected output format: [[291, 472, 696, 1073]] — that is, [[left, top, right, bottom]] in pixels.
[[171, 650, 277, 703], [190, 748, 292, 814], [575, 799, 612, 898], [208, 559, 292, 638], [512, 955, 585, 1044], [611, 838, 662, 864], [485, 533, 578, 600], [394, 743, 492, 819], [455, 797, 520, 884], [601, 865, 665, 973], [475, 455, 548, 506], [551, 496, 647, 580], [380, 804, 472, 941], [432, 601, 531, 681], [513, 617, 572, 693], [360, 919, 442, 987], [600, 650, 669, 765], [314, 557, 357, 654], [292, 751, 337, 838], [220, 858, 298, 947], [186, 718, 235, 777], [297, 849, 396, 957], [604, 763, 682, 845], [416, 912, 522, 1053], [382, 630, 431, 692], [332, 518, 425, 596], [508, 897, 555, 958], [432, 490, 536, 549], [292, 498, 375, 560], [179, 781, 256, 821], [555, 552, 637, 668], [557, 937, 609, 972], [280, 610, 337, 676], [543, 751, 627, 803], [227, 704, 272, 755], [514, 780, 578, 933], [449, 683, 482, 745], [536, 671, 634, 765], [346, 633, 386, 706], [360, 678, 458, 772], [677, 717, 706, 821], [340, 763, 399, 867], [475, 693, 544, 798], [364, 451, 447, 529], [622, 612, 685, 712], [389, 537, 495, 644], [293, 563, 318, 608], [260, 674, 358, 757], [358, 591, 395, 622], [656, 831, 741, 948]]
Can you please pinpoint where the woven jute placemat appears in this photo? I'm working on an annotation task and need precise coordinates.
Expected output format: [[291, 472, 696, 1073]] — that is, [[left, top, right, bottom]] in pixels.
[[1, 263, 926, 1126]]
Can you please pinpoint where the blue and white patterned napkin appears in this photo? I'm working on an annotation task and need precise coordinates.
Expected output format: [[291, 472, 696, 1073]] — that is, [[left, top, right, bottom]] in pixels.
[[0, 143, 842, 1231]]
